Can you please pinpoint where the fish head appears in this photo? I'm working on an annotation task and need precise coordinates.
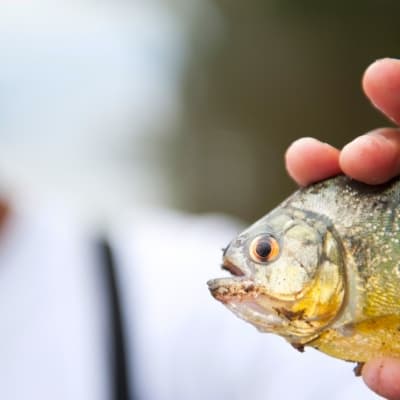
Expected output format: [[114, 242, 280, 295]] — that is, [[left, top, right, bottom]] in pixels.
[[208, 206, 346, 344]]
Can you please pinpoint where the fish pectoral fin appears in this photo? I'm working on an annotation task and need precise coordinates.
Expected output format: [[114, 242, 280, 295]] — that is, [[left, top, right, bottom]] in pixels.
[[353, 362, 364, 377]]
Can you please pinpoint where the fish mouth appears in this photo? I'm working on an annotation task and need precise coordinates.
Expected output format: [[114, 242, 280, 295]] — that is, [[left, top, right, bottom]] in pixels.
[[207, 277, 285, 331], [208, 255, 290, 333]]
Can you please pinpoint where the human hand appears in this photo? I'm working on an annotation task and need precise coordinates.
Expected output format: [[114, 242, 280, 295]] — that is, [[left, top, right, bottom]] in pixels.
[[286, 57, 400, 187], [285, 58, 400, 400]]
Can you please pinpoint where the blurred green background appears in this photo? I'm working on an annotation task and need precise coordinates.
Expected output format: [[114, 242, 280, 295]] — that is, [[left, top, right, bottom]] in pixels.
[[170, 0, 400, 222]]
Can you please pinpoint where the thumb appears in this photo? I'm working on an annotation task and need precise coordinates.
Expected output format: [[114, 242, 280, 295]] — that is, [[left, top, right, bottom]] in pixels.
[[362, 357, 400, 400]]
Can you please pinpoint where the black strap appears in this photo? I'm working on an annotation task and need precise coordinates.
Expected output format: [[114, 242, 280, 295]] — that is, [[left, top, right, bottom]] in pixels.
[[97, 238, 132, 400]]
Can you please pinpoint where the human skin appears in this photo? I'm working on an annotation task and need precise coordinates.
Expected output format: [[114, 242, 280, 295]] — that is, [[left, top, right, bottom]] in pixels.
[[285, 58, 400, 400]]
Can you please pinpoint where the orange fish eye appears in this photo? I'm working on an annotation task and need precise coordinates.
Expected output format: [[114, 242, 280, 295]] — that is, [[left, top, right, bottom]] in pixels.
[[249, 235, 280, 263]]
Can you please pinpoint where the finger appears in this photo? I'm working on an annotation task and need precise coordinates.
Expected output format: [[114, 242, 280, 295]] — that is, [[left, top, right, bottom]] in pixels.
[[362, 357, 400, 400], [285, 137, 341, 187], [363, 58, 400, 125], [339, 128, 400, 184]]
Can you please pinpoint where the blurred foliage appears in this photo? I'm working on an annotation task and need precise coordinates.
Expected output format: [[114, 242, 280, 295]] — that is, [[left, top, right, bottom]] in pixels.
[[275, 0, 400, 17], [170, 1, 400, 222]]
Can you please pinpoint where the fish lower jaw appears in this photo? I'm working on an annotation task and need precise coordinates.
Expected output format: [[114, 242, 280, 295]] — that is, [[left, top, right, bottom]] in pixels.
[[226, 299, 285, 330], [225, 298, 322, 343]]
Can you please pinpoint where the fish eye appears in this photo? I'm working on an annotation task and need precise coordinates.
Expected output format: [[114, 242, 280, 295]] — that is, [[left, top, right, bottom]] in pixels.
[[249, 235, 280, 263]]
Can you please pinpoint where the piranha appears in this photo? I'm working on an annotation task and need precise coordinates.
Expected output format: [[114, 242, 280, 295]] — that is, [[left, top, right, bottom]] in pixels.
[[208, 175, 400, 366]]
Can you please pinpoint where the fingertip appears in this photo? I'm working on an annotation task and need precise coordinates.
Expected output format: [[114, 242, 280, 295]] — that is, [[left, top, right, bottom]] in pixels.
[[285, 137, 340, 186], [363, 58, 400, 124], [285, 137, 320, 186], [340, 128, 400, 184], [362, 58, 399, 97], [363, 358, 400, 400], [362, 58, 391, 91]]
